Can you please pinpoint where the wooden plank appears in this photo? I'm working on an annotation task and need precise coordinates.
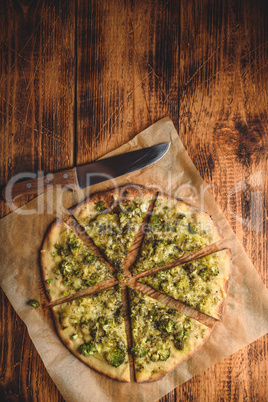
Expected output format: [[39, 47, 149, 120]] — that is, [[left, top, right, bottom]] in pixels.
[[176, 0, 268, 400], [76, 0, 180, 164], [0, 0, 75, 400]]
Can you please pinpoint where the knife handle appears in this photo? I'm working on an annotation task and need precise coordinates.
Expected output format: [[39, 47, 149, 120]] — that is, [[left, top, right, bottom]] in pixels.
[[2, 167, 79, 206]]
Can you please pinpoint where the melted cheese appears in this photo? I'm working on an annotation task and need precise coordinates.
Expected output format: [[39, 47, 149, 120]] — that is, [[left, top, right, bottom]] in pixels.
[[139, 250, 230, 319], [75, 196, 152, 270], [128, 288, 210, 382], [132, 196, 223, 274], [41, 222, 112, 301], [53, 287, 129, 373]]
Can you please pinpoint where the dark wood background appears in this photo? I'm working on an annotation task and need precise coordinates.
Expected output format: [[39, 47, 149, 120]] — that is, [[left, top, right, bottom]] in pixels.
[[0, 0, 267, 400]]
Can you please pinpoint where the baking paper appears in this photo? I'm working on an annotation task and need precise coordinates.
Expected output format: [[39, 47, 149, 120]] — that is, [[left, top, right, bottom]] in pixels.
[[0, 118, 267, 402]]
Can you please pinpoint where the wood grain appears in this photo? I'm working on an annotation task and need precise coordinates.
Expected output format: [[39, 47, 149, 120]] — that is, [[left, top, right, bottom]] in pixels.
[[0, 0, 267, 400], [0, 0, 75, 400]]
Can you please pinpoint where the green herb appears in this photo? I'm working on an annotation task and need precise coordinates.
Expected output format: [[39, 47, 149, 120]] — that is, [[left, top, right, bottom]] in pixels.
[[51, 252, 56, 257], [64, 281, 69, 286], [46, 279, 52, 284], [28, 299, 40, 308]]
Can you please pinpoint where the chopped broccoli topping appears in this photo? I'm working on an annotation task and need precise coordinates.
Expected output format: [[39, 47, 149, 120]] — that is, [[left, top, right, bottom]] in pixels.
[[51, 252, 56, 257], [178, 213, 186, 219], [131, 344, 148, 358], [105, 348, 125, 367], [46, 279, 52, 284], [157, 318, 175, 333], [70, 333, 78, 340], [28, 299, 40, 308], [174, 339, 184, 350], [150, 349, 170, 362], [78, 342, 96, 356], [55, 243, 62, 250], [85, 254, 96, 264], [59, 260, 74, 276], [188, 223, 198, 234], [151, 214, 162, 227], [95, 201, 106, 211]]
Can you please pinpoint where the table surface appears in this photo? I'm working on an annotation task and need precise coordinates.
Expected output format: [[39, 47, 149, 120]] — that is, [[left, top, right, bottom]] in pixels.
[[0, 0, 267, 401]]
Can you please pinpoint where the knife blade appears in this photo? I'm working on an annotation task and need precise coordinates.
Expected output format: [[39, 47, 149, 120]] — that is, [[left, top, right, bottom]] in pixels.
[[2, 142, 170, 205]]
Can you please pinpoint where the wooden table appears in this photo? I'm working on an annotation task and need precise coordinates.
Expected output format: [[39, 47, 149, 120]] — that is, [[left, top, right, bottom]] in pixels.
[[0, 0, 267, 400]]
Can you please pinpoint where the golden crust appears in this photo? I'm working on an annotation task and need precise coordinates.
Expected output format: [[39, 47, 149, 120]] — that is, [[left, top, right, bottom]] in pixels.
[[40, 218, 64, 302], [211, 248, 232, 319]]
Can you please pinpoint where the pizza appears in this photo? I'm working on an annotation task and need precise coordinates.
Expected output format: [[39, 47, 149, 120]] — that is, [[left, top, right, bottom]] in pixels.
[[40, 219, 112, 302], [52, 286, 130, 382], [128, 288, 211, 382], [71, 185, 156, 274], [138, 249, 231, 319], [131, 194, 223, 275], [40, 185, 230, 382]]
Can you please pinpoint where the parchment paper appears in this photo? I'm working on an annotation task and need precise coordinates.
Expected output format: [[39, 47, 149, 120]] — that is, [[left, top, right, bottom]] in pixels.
[[0, 118, 268, 402]]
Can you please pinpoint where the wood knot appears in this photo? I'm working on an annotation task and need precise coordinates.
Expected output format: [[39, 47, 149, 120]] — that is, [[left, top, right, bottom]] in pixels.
[[214, 116, 265, 166]]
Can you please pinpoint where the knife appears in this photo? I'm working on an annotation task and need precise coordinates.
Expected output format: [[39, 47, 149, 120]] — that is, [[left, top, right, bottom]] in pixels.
[[2, 142, 170, 205]]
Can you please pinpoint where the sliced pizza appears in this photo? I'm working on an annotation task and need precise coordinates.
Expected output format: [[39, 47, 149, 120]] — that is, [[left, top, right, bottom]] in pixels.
[[40, 219, 112, 301], [138, 250, 231, 319], [132, 194, 223, 274], [52, 286, 130, 382], [72, 185, 156, 271], [128, 287, 211, 382]]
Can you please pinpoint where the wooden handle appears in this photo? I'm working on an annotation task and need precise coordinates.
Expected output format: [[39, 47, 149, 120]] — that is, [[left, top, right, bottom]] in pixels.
[[2, 167, 79, 205]]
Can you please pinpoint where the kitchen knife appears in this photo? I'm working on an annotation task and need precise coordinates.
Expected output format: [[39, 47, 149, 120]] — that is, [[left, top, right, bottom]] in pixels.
[[2, 142, 170, 204]]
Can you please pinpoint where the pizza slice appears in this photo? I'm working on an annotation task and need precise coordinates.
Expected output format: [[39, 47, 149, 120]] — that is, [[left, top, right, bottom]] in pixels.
[[40, 219, 112, 301], [72, 185, 156, 272], [132, 194, 223, 274], [138, 250, 231, 319], [52, 286, 130, 382], [128, 287, 211, 382]]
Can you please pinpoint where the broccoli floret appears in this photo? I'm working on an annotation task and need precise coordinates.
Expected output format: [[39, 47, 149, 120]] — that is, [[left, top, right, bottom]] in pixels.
[[211, 266, 219, 276], [78, 342, 96, 356], [95, 201, 106, 211], [85, 254, 96, 264], [188, 222, 198, 234], [68, 238, 80, 254], [150, 349, 170, 362], [59, 260, 74, 277], [131, 344, 148, 358], [150, 214, 162, 227], [199, 268, 209, 281], [105, 348, 125, 367], [157, 318, 175, 333], [174, 339, 184, 350], [28, 299, 40, 308]]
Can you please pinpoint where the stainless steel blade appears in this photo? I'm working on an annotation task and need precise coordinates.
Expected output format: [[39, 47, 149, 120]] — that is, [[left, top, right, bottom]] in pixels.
[[76, 142, 170, 188]]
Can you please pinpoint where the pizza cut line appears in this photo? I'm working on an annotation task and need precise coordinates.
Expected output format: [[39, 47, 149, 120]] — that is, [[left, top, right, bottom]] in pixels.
[[40, 184, 231, 382]]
